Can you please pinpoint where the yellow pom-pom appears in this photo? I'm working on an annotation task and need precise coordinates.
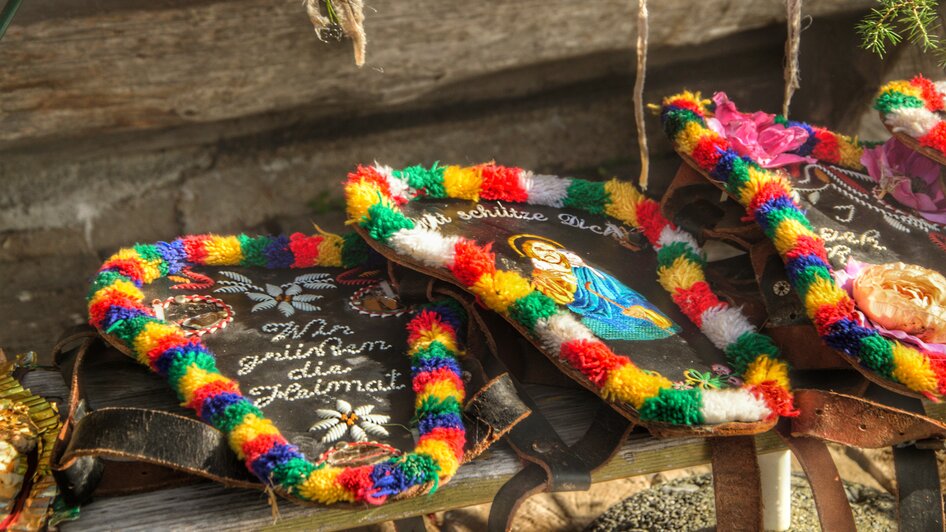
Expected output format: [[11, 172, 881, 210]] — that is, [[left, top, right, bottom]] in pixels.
[[837, 135, 864, 170], [891, 342, 939, 395], [408, 320, 459, 354], [742, 355, 790, 388], [346, 180, 385, 222], [298, 466, 355, 504], [416, 379, 464, 408], [737, 167, 787, 206], [675, 121, 711, 155], [317, 232, 344, 267], [601, 363, 672, 409], [772, 218, 815, 255], [176, 366, 230, 405], [661, 91, 711, 114], [204, 235, 243, 266], [471, 270, 534, 313], [881, 80, 922, 99], [657, 256, 704, 293], [107, 248, 141, 263], [133, 321, 181, 361], [443, 166, 482, 201], [803, 277, 849, 318], [88, 279, 144, 309], [603, 179, 643, 227], [416, 439, 460, 478], [228, 413, 281, 458]]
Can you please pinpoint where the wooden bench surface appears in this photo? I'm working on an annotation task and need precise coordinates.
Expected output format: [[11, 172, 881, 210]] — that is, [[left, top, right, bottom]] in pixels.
[[21, 362, 786, 532]]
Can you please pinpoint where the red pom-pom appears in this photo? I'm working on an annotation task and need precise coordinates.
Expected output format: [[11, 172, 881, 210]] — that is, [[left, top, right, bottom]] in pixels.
[[412, 367, 464, 394], [101, 258, 145, 284], [88, 294, 151, 329], [926, 355, 946, 396], [671, 282, 721, 327], [912, 75, 945, 112], [691, 136, 728, 171], [182, 234, 212, 264], [666, 97, 705, 117], [811, 128, 841, 164], [635, 199, 670, 244], [920, 121, 946, 156], [812, 298, 856, 336], [346, 165, 392, 198], [480, 165, 527, 202], [784, 235, 829, 263], [289, 233, 324, 268], [559, 339, 627, 387], [750, 382, 798, 418], [188, 379, 241, 415], [145, 333, 194, 366], [406, 309, 454, 345], [747, 180, 793, 214], [241, 433, 286, 465], [337, 465, 379, 503], [419, 427, 466, 459], [449, 239, 496, 287]]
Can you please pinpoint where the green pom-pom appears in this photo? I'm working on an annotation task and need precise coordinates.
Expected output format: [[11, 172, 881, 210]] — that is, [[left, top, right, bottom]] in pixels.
[[564, 179, 608, 214], [167, 350, 219, 392], [639, 388, 703, 425], [656, 241, 705, 269], [411, 341, 453, 364], [395, 164, 446, 198], [508, 291, 558, 330], [793, 265, 831, 296], [415, 396, 461, 418], [341, 232, 371, 268], [725, 331, 780, 374], [212, 399, 263, 433], [88, 271, 126, 300], [108, 315, 153, 346], [761, 206, 812, 238], [133, 244, 168, 276], [858, 335, 895, 378], [362, 203, 415, 242], [272, 457, 316, 489], [238, 234, 270, 267], [395, 453, 440, 484], [874, 91, 924, 115], [724, 157, 752, 196], [663, 109, 703, 138]]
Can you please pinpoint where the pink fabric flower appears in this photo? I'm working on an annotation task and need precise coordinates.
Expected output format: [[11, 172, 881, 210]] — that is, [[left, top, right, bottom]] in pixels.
[[706, 92, 814, 168], [860, 137, 946, 224]]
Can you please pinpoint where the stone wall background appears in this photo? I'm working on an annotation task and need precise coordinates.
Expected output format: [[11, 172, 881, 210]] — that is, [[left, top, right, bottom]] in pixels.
[[0, 0, 941, 356]]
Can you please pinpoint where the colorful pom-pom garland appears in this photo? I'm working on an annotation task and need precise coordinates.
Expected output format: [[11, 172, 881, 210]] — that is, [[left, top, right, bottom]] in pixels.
[[345, 163, 797, 427], [87, 230, 469, 504], [876, 75, 946, 158], [661, 91, 946, 400]]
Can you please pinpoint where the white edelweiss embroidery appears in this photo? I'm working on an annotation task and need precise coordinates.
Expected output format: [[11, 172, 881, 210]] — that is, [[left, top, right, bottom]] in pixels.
[[309, 399, 390, 443], [215, 271, 335, 317]]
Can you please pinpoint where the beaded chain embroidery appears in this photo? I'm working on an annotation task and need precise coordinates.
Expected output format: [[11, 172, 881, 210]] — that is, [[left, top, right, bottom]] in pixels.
[[87, 231, 467, 504], [345, 164, 796, 427], [661, 91, 946, 400], [876, 75, 946, 159]]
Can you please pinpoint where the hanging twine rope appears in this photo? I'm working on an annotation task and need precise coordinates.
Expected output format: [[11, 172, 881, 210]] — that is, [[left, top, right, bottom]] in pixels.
[[634, 0, 650, 189], [782, 0, 802, 118]]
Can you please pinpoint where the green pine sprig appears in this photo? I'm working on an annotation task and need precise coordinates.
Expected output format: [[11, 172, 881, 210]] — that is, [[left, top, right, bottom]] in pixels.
[[857, 0, 946, 66]]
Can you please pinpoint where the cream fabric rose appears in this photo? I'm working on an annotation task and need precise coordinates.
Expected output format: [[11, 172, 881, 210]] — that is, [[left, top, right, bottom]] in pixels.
[[852, 262, 946, 343]]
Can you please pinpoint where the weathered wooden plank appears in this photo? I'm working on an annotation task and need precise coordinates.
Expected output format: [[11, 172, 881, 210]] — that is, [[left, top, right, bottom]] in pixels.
[[0, 0, 873, 150]]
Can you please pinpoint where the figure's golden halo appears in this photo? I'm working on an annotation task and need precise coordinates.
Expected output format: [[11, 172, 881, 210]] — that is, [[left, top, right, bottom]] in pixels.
[[507, 234, 567, 257]]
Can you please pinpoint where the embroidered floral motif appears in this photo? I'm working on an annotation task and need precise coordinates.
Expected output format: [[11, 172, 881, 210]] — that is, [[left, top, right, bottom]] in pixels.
[[684, 369, 723, 390], [168, 266, 215, 290], [215, 271, 335, 317], [309, 399, 390, 443]]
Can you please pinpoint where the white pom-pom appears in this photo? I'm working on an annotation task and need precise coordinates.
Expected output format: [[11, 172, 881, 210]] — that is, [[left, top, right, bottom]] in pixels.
[[934, 81, 946, 96], [699, 305, 755, 350], [528, 174, 572, 207], [518, 169, 535, 195], [534, 311, 596, 354], [374, 162, 412, 202], [700, 388, 771, 423], [886, 107, 939, 138], [388, 226, 458, 268], [656, 226, 702, 255]]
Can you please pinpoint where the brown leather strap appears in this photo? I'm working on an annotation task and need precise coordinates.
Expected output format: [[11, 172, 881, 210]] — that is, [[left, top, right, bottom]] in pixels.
[[710, 436, 762, 532], [776, 423, 856, 532], [792, 389, 946, 448], [487, 404, 632, 532]]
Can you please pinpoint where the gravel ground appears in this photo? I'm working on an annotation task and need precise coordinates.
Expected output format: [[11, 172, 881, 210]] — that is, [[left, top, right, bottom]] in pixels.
[[585, 473, 896, 532]]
